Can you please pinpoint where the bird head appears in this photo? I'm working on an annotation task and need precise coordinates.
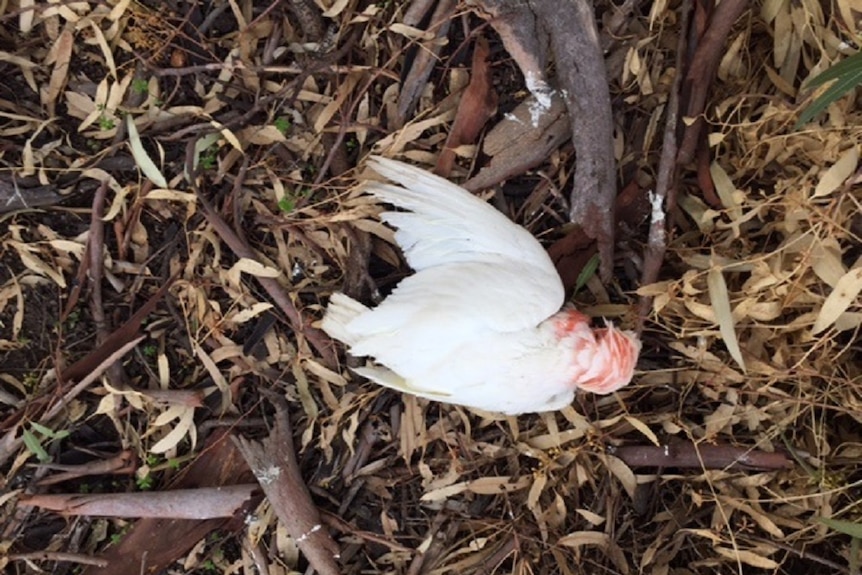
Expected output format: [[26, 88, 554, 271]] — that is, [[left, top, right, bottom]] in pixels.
[[577, 323, 641, 394], [553, 310, 641, 395]]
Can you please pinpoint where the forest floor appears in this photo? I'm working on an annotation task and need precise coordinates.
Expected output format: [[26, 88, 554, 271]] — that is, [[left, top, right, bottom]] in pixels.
[[1, 2, 861, 575]]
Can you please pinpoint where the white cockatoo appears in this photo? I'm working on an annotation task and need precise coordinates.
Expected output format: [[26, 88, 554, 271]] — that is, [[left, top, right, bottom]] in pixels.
[[322, 156, 641, 415]]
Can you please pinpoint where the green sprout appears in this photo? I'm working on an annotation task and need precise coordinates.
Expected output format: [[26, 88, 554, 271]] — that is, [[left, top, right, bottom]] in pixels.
[[274, 116, 291, 134], [200, 145, 218, 170], [278, 188, 311, 213], [136, 471, 154, 490], [132, 78, 149, 95], [22, 422, 70, 463], [98, 115, 116, 131], [22, 371, 39, 389], [65, 309, 81, 330]]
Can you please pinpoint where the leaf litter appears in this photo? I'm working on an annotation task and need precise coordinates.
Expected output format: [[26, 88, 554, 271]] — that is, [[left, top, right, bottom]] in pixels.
[[0, 1, 860, 574]]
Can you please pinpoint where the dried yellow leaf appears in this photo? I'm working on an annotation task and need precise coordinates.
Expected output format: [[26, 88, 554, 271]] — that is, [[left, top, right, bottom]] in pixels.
[[624, 416, 660, 446], [812, 267, 862, 334], [150, 407, 196, 454], [603, 455, 636, 499], [714, 547, 779, 569], [126, 115, 168, 188], [230, 258, 281, 279], [708, 266, 747, 372], [814, 146, 857, 197]]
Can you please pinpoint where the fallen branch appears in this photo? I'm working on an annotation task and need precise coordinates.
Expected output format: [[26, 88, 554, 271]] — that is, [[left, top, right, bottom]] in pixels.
[[530, 0, 618, 282], [234, 392, 341, 575], [471, 0, 618, 281], [78, 430, 258, 575], [637, 1, 691, 332], [611, 442, 793, 471], [19, 485, 258, 519], [677, 0, 749, 165]]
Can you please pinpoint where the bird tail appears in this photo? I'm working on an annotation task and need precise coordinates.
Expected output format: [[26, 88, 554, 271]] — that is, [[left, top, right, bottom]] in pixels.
[[321, 292, 369, 347]]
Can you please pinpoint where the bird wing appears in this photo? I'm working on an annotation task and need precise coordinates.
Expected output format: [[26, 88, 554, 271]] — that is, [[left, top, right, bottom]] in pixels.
[[364, 155, 565, 325]]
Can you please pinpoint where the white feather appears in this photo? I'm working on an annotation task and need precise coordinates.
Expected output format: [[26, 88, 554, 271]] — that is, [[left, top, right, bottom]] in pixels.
[[321, 157, 639, 415]]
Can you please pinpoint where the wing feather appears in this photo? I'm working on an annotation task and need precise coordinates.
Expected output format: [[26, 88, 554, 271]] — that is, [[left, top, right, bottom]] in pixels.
[[364, 156, 564, 322], [367, 156, 562, 278]]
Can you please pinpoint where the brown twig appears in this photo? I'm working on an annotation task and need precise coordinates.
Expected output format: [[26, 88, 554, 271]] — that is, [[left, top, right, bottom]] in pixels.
[[34, 449, 137, 487], [637, 0, 691, 332], [610, 442, 793, 471], [677, 0, 749, 165], [395, 0, 458, 127], [7, 552, 109, 568], [234, 392, 341, 575], [87, 179, 126, 390]]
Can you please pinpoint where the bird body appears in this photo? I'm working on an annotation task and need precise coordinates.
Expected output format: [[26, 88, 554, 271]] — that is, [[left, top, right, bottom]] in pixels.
[[322, 157, 640, 415]]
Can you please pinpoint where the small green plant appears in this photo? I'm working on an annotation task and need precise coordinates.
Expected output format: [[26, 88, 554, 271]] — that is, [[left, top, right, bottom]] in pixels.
[[98, 115, 116, 131], [136, 471, 154, 490], [200, 145, 218, 170], [108, 525, 130, 547], [142, 343, 158, 357], [278, 188, 311, 213], [796, 51, 862, 128], [346, 136, 358, 151], [278, 195, 296, 213], [22, 422, 70, 463], [65, 309, 81, 330], [273, 116, 291, 134], [132, 78, 149, 95], [22, 371, 39, 389]]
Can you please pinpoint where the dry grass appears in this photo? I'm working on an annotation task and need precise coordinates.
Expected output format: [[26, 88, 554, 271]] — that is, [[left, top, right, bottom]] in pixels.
[[0, 1, 861, 574]]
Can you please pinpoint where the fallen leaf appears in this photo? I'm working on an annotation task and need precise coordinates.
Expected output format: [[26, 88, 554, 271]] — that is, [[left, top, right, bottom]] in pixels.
[[812, 267, 862, 334], [814, 146, 858, 197], [708, 264, 747, 372]]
